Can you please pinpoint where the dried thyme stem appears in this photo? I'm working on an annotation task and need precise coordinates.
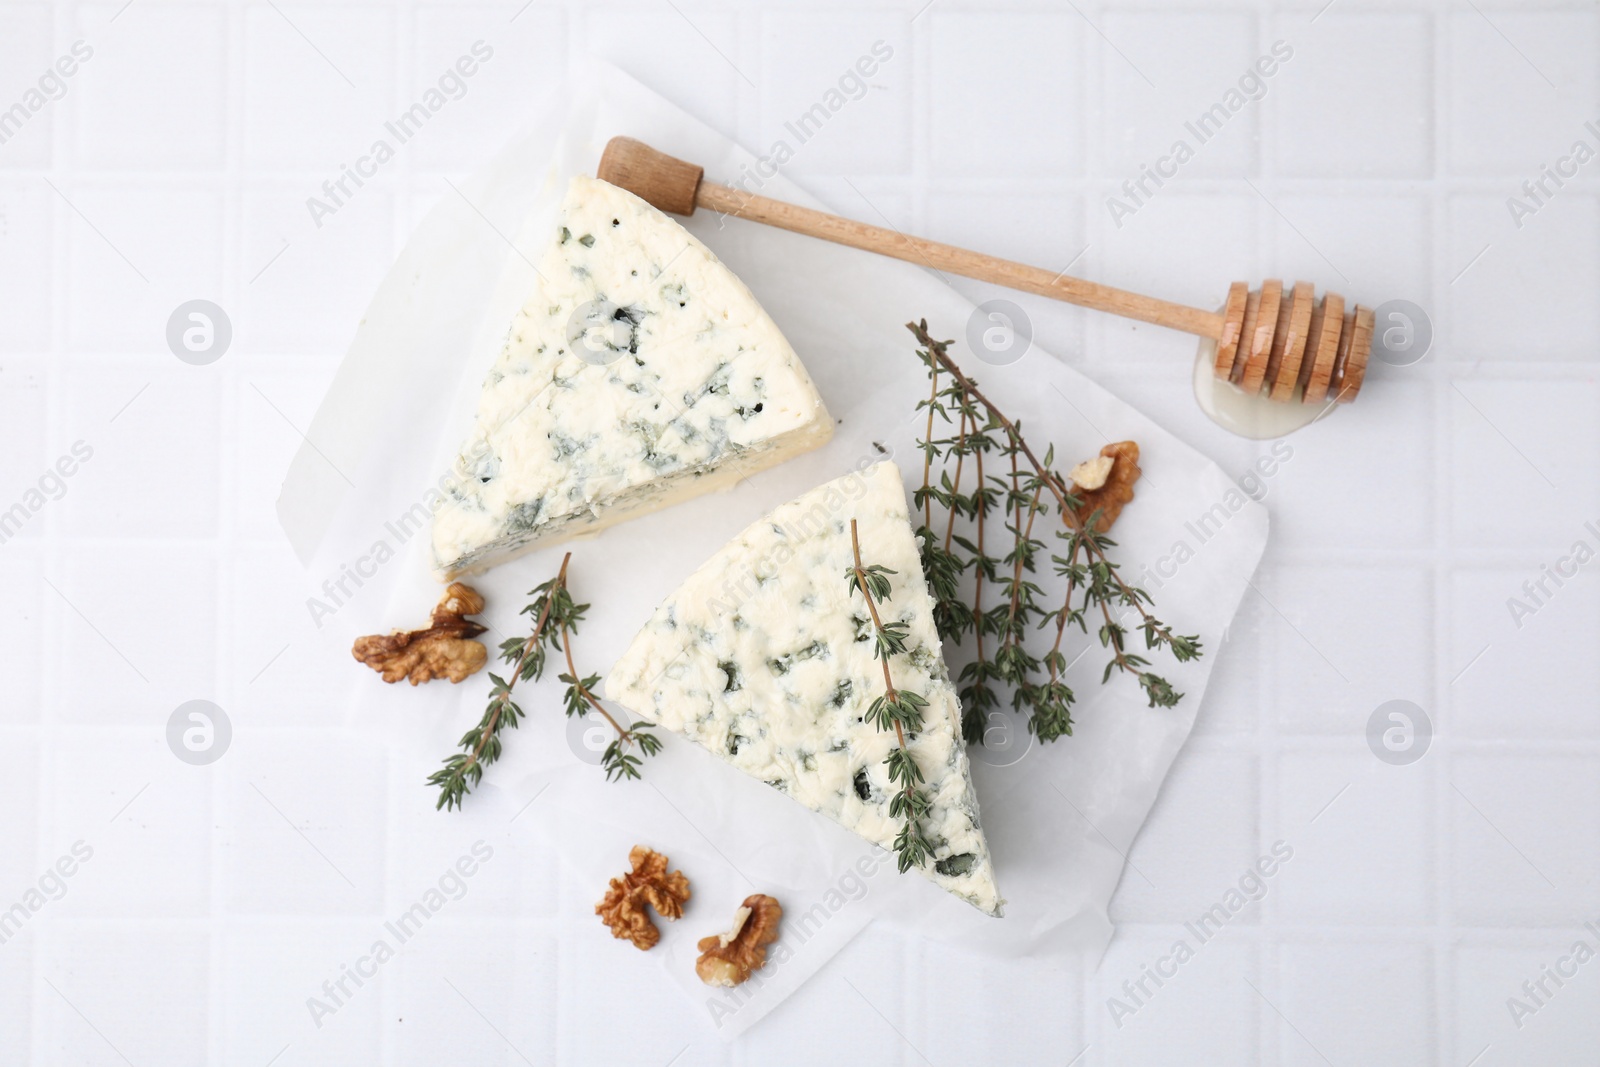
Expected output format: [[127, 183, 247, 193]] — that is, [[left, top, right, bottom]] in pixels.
[[516, 554, 569, 664], [556, 602, 661, 783], [473, 552, 569, 765], [846, 519, 935, 873], [910, 321, 1065, 510], [560, 622, 630, 739], [972, 442, 988, 658], [943, 406, 971, 553], [1003, 482, 1043, 645], [1048, 538, 1085, 668], [850, 522, 905, 740], [427, 554, 574, 810], [922, 356, 938, 531]]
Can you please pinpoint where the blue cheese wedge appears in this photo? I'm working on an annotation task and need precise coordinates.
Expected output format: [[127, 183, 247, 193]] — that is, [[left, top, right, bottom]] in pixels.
[[605, 461, 1003, 916], [432, 175, 832, 577]]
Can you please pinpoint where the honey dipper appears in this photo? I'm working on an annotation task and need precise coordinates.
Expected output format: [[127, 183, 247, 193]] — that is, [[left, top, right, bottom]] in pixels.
[[598, 137, 1374, 404]]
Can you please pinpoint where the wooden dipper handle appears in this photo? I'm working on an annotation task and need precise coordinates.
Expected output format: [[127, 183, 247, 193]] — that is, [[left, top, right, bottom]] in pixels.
[[596, 136, 1372, 404], [599, 137, 1220, 336]]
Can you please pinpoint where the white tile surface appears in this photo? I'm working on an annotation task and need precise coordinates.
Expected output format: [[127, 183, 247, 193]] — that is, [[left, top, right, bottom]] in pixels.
[[1110, 749, 1261, 925], [241, 184, 397, 353], [1095, 935, 1261, 1065], [1100, 10, 1261, 180], [1266, 377, 1436, 552], [1270, 10, 1434, 178], [55, 544, 218, 717], [58, 183, 229, 352], [220, 732, 387, 915], [241, 5, 399, 175], [60, 360, 222, 538], [1267, 563, 1434, 735], [69, 1, 228, 171], [0, 183, 54, 351], [1453, 936, 1600, 1066], [36, 926, 211, 1064], [929, 11, 1082, 178], [1274, 938, 1435, 1066], [760, 10, 912, 177], [1446, 9, 1600, 176], [1273, 756, 1434, 926], [50, 739, 213, 916], [220, 921, 386, 1063], [409, 7, 569, 174], [0, 3, 62, 169], [0, 357, 49, 518], [1450, 567, 1600, 740], [4, 0, 1600, 1062], [0, 735, 41, 883], [0, 925, 32, 1052], [1448, 193, 1600, 361], [0, 552, 45, 721], [1450, 753, 1600, 926], [1447, 377, 1600, 546], [581, 5, 738, 145]]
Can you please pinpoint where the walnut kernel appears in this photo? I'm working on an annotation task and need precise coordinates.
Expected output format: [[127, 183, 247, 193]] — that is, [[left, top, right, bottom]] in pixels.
[[352, 582, 488, 685], [1069, 455, 1114, 491], [596, 845, 692, 951], [1068, 441, 1141, 533], [695, 894, 782, 987]]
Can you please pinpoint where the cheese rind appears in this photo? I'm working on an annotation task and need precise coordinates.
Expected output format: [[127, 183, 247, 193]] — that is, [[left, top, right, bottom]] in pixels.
[[605, 461, 1003, 916], [432, 175, 832, 577]]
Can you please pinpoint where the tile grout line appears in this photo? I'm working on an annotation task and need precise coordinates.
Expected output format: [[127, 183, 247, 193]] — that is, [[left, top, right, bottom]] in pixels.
[[37, 5, 179, 1057], [1070, 5, 1098, 1051], [1431, 9, 1455, 1064], [31, 4, 72, 1061], [1251, 14, 1280, 1067], [208, 1, 246, 1060], [378, 9, 416, 1060], [737, 0, 759, 154], [1254, 18, 1276, 1065]]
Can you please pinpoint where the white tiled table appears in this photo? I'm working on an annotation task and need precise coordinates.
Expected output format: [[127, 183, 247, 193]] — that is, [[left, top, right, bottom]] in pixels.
[[3, 1, 1597, 1063]]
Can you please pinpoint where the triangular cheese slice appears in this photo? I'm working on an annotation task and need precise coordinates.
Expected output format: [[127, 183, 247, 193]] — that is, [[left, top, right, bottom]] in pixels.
[[432, 175, 832, 577], [605, 461, 1003, 915]]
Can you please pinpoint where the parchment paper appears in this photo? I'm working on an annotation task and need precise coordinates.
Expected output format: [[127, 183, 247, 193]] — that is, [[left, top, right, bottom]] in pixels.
[[277, 66, 1267, 1039]]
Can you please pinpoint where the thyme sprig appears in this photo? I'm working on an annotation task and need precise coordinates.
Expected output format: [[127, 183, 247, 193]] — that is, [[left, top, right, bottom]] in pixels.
[[844, 519, 935, 873], [955, 426, 1003, 744], [427, 552, 660, 810], [558, 613, 662, 782], [907, 319, 1202, 743]]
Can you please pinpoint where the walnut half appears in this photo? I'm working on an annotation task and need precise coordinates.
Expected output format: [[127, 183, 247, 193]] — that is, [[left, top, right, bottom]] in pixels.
[[596, 845, 692, 951], [695, 894, 783, 987], [352, 582, 488, 685], [1068, 441, 1141, 533]]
